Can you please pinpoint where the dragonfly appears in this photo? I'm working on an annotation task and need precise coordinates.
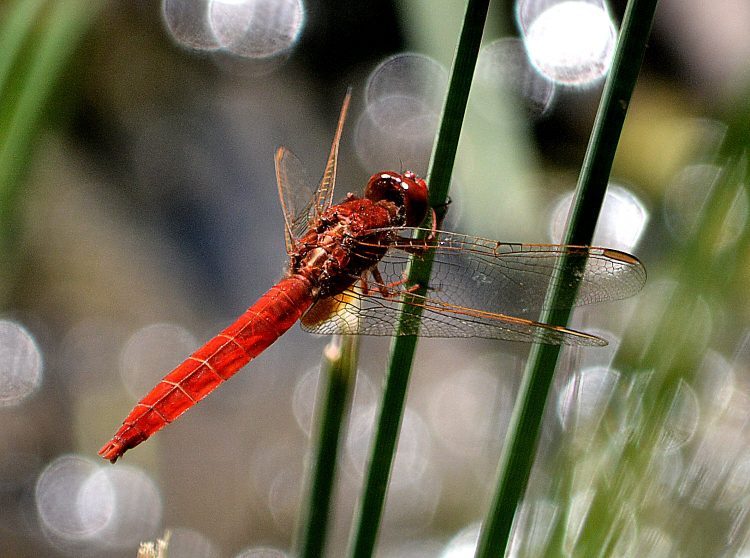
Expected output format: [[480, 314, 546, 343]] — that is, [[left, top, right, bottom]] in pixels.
[[99, 90, 646, 462]]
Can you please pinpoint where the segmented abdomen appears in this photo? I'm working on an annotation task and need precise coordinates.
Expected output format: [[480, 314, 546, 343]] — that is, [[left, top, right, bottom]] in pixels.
[[99, 276, 314, 462]]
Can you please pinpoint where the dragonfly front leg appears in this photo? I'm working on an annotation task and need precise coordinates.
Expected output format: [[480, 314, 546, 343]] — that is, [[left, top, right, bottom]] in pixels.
[[366, 267, 420, 299]]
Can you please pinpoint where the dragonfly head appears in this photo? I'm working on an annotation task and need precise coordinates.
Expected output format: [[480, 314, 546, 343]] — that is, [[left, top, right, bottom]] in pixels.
[[364, 170, 429, 227]]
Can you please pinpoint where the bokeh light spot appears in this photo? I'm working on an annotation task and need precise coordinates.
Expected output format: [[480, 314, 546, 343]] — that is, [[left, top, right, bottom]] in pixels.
[[427, 366, 510, 457], [558, 366, 621, 441], [165, 527, 221, 558], [268, 463, 303, 532], [347, 406, 431, 486], [658, 379, 699, 453], [0, 320, 43, 407], [35, 455, 101, 541], [356, 53, 447, 176], [162, 0, 221, 50], [235, 548, 289, 558], [663, 163, 748, 250], [508, 499, 559, 556], [162, 0, 304, 74], [120, 323, 196, 399], [78, 465, 163, 549], [208, 0, 305, 59], [524, 1, 616, 86], [35, 455, 163, 552], [291, 367, 319, 437], [475, 37, 555, 119], [441, 522, 480, 558], [550, 183, 648, 251]]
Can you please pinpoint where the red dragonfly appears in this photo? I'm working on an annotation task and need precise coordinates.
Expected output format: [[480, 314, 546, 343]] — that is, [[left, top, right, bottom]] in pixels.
[[99, 91, 645, 462]]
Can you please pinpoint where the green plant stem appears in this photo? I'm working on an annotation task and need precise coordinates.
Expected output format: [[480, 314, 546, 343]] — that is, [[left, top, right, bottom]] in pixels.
[[474, 1, 659, 556], [0, 0, 47, 93], [0, 0, 98, 226], [562, 94, 750, 558], [347, 1, 490, 556], [0, 0, 102, 302], [297, 335, 359, 558]]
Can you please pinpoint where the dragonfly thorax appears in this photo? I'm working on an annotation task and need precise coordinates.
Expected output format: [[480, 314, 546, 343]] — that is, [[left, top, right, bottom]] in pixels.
[[291, 196, 403, 299]]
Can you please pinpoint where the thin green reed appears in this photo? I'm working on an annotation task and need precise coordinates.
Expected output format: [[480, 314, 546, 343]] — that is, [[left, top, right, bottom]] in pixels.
[[298, 336, 359, 558], [0, 0, 102, 300], [475, 0, 659, 556], [347, 1, 491, 556]]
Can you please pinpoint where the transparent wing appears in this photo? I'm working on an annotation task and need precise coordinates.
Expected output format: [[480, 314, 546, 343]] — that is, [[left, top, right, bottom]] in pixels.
[[274, 89, 353, 253], [275, 146, 316, 253], [300, 228, 646, 345], [302, 287, 609, 345], [315, 87, 352, 217]]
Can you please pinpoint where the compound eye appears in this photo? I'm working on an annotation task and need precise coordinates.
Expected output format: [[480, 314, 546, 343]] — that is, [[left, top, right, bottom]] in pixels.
[[365, 171, 429, 227], [400, 171, 429, 227]]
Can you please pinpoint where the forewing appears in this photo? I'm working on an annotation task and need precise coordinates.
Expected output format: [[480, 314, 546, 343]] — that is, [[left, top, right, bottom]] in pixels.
[[300, 228, 646, 345], [363, 229, 646, 315], [315, 87, 352, 216]]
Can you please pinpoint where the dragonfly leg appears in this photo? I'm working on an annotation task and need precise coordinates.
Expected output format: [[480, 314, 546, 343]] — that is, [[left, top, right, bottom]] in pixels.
[[423, 195, 452, 238], [358, 273, 373, 296], [369, 267, 420, 299], [425, 208, 438, 241], [395, 212, 441, 256], [432, 196, 451, 230]]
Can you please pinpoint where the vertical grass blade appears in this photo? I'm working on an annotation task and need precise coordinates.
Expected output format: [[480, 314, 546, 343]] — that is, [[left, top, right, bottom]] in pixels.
[[474, 1, 659, 556], [0, 0, 47, 93], [347, 1, 491, 556], [297, 335, 359, 558], [0, 0, 102, 299]]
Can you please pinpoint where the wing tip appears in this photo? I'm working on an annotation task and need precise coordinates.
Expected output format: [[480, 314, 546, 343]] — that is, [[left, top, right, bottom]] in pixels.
[[599, 247, 644, 268]]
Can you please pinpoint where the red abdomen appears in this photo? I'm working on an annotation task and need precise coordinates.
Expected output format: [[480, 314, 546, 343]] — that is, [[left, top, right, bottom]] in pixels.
[[99, 276, 314, 462]]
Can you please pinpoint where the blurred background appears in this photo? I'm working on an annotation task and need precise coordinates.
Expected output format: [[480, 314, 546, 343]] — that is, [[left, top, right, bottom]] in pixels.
[[1, 0, 750, 556]]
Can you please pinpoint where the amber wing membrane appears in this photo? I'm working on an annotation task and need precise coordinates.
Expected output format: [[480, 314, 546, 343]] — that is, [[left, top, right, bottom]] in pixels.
[[300, 229, 646, 346]]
